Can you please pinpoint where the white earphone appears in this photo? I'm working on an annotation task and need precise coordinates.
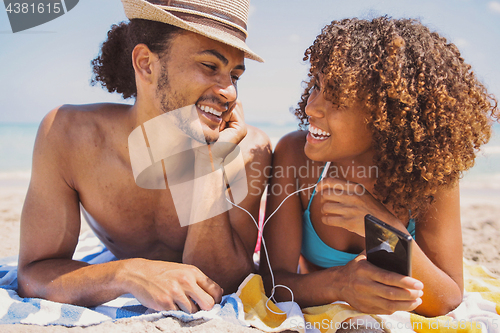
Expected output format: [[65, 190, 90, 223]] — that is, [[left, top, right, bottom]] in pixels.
[[225, 162, 331, 315]]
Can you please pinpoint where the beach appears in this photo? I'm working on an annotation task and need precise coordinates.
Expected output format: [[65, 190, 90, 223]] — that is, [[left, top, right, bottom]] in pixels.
[[3, 177, 500, 275], [0, 175, 265, 333], [1, 125, 500, 332], [1, 171, 500, 332], [2, 0, 499, 330]]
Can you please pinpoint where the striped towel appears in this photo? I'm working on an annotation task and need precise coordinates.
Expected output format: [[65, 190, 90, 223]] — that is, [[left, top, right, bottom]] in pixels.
[[2, 231, 500, 332], [236, 262, 500, 333], [0, 231, 248, 327]]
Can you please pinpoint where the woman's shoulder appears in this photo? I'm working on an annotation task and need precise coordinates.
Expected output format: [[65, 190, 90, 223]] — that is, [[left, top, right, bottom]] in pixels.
[[275, 130, 307, 153], [274, 130, 309, 164]]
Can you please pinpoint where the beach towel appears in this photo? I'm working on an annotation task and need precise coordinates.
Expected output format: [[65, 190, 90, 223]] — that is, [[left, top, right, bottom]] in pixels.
[[235, 263, 500, 333], [1, 231, 500, 332], [0, 231, 248, 327]]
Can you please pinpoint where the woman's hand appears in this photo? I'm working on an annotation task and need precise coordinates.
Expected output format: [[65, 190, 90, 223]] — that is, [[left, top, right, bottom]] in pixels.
[[317, 177, 404, 236], [334, 254, 424, 314]]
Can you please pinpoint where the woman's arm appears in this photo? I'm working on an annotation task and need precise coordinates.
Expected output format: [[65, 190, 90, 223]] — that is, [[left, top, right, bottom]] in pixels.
[[260, 131, 336, 305], [317, 177, 463, 316], [410, 183, 464, 316], [260, 133, 423, 313]]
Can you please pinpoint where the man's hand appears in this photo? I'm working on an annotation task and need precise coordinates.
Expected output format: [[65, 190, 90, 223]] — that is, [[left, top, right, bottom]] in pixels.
[[193, 99, 247, 173], [218, 99, 247, 146], [335, 254, 424, 314], [193, 100, 246, 165], [124, 259, 223, 313]]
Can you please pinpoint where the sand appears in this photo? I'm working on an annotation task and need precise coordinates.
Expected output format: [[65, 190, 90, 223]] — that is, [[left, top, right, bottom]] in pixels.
[[0, 317, 268, 333], [459, 186, 500, 276], [0, 180, 266, 333], [1, 178, 499, 332]]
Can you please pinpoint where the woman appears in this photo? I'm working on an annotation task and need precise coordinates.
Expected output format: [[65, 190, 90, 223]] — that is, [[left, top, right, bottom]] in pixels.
[[261, 16, 498, 317]]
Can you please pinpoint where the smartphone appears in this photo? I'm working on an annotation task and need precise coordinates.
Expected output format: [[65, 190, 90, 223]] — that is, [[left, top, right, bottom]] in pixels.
[[364, 214, 413, 276]]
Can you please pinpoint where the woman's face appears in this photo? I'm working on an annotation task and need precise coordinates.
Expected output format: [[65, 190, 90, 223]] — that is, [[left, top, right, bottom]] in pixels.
[[304, 75, 374, 166]]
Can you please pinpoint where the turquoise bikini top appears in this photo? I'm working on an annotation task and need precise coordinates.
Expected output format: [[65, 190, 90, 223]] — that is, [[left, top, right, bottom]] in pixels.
[[301, 171, 416, 269]]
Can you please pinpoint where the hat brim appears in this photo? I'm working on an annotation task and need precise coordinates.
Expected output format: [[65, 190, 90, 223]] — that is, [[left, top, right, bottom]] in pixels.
[[121, 0, 264, 62]]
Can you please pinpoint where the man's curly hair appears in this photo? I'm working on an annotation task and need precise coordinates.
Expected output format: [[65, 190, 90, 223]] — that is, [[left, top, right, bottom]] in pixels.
[[294, 16, 499, 218], [91, 19, 181, 99]]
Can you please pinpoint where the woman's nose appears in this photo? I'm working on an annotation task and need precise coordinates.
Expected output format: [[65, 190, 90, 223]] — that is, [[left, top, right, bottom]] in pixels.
[[305, 89, 326, 118]]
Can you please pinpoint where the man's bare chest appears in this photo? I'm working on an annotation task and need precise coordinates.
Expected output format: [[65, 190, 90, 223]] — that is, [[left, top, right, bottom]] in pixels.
[[77, 160, 188, 261]]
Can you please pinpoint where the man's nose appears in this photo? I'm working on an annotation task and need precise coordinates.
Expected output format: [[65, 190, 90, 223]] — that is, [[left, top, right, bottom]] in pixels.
[[214, 75, 238, 102]]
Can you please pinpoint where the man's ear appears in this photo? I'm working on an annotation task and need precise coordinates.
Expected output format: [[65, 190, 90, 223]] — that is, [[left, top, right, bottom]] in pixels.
[[131, 43, 159, 84]]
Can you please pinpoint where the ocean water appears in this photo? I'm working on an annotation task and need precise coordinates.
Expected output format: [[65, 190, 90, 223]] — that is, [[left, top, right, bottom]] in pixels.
[[0, 123, 38, 188], [0, 122, 499, 189], [0, 123, 38, 173]]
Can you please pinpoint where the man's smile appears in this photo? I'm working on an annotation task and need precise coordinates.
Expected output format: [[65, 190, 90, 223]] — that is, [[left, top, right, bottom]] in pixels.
[[196, 102, 228, 125], [197, 104, 223, 117]]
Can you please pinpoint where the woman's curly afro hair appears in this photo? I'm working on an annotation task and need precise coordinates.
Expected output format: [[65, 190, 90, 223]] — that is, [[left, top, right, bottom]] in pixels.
[[294, 16, 499, 218]]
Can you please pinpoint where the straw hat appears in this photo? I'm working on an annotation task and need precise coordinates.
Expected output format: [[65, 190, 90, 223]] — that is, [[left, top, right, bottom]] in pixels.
[[121, 0, 263, 62]]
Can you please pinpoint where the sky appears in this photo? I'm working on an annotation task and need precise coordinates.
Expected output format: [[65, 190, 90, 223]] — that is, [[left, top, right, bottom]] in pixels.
[[0, 0, 500, 126]]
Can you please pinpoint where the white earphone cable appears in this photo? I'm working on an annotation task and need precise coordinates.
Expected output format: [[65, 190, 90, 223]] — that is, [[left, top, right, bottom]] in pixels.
[[225, 162, 331, 315]]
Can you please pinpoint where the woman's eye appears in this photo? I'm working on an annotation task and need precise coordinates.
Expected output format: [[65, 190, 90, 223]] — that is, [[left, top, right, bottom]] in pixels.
[[312, 76, 322, 91]]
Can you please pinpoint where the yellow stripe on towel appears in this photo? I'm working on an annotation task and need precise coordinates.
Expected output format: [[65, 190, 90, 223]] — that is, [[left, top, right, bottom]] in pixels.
[[236, 274, 289, 330], [409, 314, 483, 333], [464, 259, 500, 314], [302, 304, 373, 333], [235, 260, 500, 333]]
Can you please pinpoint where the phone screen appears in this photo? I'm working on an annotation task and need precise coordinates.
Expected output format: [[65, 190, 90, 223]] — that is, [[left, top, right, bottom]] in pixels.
[[364, 214, 413, 276]]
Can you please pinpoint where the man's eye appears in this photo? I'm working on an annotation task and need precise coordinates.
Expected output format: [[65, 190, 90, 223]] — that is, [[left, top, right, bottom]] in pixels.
[[231, 75, 240, 83], [202, 63, 217, 71]]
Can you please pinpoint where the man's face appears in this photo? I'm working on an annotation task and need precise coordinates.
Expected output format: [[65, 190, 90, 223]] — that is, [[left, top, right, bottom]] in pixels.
[[154, 31, 245, 143]]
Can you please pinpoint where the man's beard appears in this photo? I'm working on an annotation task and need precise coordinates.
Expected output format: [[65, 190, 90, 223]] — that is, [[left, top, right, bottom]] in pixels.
[[156, 65, 207, 143]]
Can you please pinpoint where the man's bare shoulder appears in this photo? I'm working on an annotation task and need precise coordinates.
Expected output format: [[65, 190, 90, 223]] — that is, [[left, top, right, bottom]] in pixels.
[[38, 103, 132, 147], [42, 103, 131, 130], [241, 125, 271, 148], [239, 125, 272, 165]]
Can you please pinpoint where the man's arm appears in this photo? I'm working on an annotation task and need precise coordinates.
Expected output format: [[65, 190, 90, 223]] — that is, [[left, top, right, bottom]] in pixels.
[[183, 125, 272, 293], [18, 108, 125, 305], [18, 107, 222, 312]]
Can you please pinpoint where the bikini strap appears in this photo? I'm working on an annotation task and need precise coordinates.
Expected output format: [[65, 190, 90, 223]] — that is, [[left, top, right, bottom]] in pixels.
[[306, 162, 330, 211]]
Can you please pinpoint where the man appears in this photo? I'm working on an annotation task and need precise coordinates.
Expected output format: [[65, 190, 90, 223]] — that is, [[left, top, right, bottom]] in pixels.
[[17, 0, 271, 313]]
